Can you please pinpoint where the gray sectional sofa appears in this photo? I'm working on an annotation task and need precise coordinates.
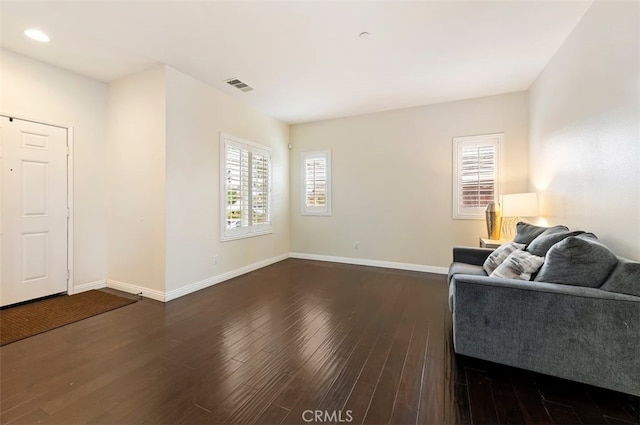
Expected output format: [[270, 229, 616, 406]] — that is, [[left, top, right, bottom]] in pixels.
[[448, 224, 640, 397]]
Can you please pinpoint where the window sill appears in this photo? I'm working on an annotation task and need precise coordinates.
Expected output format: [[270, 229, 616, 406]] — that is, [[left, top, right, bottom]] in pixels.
[[221, 228, 273, 242]]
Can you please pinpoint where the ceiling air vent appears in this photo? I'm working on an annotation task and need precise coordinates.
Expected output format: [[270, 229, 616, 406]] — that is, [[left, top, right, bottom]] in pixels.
[[225, 78, 254, 92]]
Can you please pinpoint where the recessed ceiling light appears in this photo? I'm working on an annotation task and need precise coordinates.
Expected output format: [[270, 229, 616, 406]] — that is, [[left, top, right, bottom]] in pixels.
[[24, 29, 50, 43], [359, 32, 371, 39]]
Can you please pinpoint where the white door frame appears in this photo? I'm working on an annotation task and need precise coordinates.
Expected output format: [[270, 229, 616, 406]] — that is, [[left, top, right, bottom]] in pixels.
[[1, 113, 74, 296]]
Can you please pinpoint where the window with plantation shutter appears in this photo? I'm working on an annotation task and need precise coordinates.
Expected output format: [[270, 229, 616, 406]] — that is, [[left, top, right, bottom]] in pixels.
[[452, 133, 503, 219], [221, 133, 272, 241], [301, 151, 331, 216]]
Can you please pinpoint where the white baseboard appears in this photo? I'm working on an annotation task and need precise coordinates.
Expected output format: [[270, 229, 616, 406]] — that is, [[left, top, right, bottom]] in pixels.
[[164, 253, 289, 302], [73, 280, 107, 294], [101, 252, 443, 303], [106, 279, 165, 302], [288, 252, 448, 275]]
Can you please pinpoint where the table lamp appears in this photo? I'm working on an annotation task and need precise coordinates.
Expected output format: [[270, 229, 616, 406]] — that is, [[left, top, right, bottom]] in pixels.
[[500, 192, 539, 240]]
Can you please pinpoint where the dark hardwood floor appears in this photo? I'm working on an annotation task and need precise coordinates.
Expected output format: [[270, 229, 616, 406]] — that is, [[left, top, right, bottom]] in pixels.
[[1, 259, 637, 424]]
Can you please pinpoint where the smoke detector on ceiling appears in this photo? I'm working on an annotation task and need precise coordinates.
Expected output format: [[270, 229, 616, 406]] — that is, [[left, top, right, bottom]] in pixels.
[[225, 78, 254, 92]]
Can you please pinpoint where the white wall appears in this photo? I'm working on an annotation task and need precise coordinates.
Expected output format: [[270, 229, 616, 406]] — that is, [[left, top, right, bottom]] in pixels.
[[0, 49, 108, 288], [107, 65, 166, 293], [290, 91, 529, 268], [529, 1, 640, 260], [164, 67, 290, 294]]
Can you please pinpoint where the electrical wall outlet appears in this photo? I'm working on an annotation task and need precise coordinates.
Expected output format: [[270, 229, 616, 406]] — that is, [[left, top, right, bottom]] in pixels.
[[354, 241, 359, 249], [213, 254, 219, 265]]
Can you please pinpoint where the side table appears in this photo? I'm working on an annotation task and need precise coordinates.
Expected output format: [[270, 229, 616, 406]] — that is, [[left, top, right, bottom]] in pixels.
[[479, 238, 507, 249]]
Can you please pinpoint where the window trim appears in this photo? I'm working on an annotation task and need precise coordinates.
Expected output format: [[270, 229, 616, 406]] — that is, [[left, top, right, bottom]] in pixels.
[[220, 133, 273, 242], [301, 150, 332, 216], [452, 133, 504, 220]]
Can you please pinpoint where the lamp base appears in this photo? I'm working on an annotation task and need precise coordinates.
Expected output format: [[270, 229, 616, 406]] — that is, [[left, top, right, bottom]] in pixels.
[[501, 216, 530, 241], [485, 202, 502, 240]]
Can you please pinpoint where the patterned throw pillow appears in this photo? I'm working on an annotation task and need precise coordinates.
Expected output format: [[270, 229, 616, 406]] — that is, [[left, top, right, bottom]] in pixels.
[[483, 242, 525, 275], [490, 249, 545, 280]]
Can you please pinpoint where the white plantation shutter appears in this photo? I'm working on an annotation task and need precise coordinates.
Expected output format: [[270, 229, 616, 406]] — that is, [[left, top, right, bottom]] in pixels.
[[453, 134, 503, 219], [302, 151, 331, 216], [460, 144, 496, 208], [221, 134, 272, 240], [225, 145, 250, 228], [305, 157, 326, 206], [251, 152, 270, 226]]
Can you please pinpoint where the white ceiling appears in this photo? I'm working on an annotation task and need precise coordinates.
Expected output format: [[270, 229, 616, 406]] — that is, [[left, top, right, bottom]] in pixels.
[[1, 1, 592, 124]]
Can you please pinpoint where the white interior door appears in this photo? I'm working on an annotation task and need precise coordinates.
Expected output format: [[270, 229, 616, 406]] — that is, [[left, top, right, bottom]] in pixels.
[[1, 116, 68, 307]]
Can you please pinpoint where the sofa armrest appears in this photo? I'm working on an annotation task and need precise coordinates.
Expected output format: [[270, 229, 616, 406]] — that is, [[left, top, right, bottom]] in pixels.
[[450, 274, 640, 396], [452, 246, 494, 266]]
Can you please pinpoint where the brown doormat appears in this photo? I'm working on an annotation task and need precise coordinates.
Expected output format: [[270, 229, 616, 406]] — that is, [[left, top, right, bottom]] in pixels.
[[0, 290, 136, 346]]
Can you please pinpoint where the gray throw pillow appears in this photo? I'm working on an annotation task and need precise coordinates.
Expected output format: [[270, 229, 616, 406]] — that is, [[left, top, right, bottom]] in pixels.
[[483, 241, 525, 275], [526, 229, 585, 257], [513, 222, 569, 244], [534, 234, 618, 287], [490, 249, 545, 280]]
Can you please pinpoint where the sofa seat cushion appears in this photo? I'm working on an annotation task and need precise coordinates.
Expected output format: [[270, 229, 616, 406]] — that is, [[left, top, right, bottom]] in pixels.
[[448, 262, 487, 285], [534, 233, 618, 287], [600, 257, 640, 297]]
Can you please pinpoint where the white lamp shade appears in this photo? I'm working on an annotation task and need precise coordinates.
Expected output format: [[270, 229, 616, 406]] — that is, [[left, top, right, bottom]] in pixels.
[[501, 193, 538, 217]]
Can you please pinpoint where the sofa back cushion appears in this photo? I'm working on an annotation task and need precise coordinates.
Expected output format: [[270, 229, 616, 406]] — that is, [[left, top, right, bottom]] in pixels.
[[483, 242, 525, 275], [600, 257, 640, 297], [513, 222, 569, 245], [526, 229, 585, 257], [534, 233, 618, 287]]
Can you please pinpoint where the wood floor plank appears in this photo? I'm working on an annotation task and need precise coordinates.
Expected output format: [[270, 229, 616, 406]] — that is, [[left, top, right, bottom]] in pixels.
[[270, 284, 381, 411], [466, 368, 499, 425], [487, 366, 527, 425], [280, 354, 350, 425], [38, 353, 172, 423], [342, 282, 410, 424], [313, 315, 384, 417], [443, 351, 469, 424], [131, 353, 249, 424], [1, 336, 166, 422], [279, 302, 379, 423], [261, 301, 331, 354], [86, 361, 207, 425], [543, 400, 582, 425], [362, 283, 417, 425], [418, 353, 446, 425], [512, 371, 554, 425], [226, 373, 292, 425], [174, 384, 257, 425], [588, 387, 639, 424], [5, 407, 49, 425], [253, 404, 290, 425], [389, 283, 432, 425], [450, 383, 471, 425], [280, 292, 395, 423], [190, 350, 276, 413], [535, 374, 608, 425], [280, 279, 398, 415]]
